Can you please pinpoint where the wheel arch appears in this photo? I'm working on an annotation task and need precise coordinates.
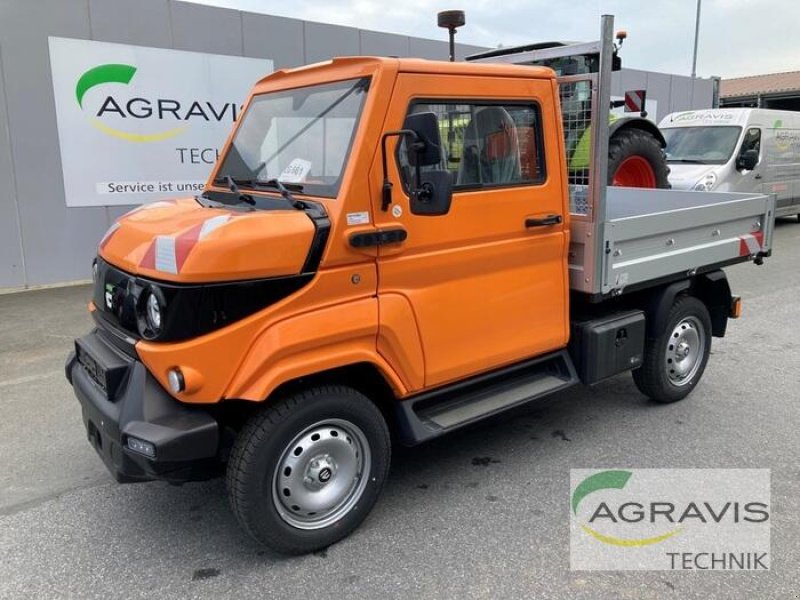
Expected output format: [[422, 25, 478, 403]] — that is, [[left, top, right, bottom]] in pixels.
[[640, 271, 732, 340], [268, 362, 399, 429], [610, 116, 666, 148]]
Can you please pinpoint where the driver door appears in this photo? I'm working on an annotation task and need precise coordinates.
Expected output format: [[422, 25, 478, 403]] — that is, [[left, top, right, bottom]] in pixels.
[[373, 73, 570, 389]]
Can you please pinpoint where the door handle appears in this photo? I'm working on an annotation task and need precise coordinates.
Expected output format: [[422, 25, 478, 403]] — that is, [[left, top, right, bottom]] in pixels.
[[525, 214, 562, 228], [349, 227, 408, 248], [754, 173, 763, 179]]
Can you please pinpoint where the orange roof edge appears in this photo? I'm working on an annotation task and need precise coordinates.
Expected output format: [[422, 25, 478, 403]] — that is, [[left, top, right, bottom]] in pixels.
[[255, 55, 555, 90]]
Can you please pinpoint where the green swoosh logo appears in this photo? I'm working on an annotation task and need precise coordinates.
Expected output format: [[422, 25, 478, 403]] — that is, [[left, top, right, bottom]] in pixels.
[[571, 470, 632, 515], [75, 64, 137, 107]]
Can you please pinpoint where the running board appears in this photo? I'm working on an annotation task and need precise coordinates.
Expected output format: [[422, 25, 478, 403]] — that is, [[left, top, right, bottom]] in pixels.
[[395, 350, 578, 445]]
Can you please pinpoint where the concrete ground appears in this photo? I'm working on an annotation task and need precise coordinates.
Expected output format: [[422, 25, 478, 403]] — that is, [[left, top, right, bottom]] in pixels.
[[1, 219, 798, 600]]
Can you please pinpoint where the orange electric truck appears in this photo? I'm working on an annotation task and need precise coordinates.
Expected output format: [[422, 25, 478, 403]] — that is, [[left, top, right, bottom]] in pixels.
[[65, 17, 774, 554]]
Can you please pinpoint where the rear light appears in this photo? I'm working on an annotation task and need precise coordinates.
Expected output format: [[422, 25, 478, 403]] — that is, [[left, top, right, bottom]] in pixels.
[[730, 296, 742, 319]]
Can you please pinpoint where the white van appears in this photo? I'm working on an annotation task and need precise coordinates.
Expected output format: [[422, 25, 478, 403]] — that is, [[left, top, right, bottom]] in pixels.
[[659, 108, 800, 220]]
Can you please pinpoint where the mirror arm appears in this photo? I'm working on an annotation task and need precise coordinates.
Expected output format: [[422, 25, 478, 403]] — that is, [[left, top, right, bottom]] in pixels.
[[380, 129, 419, 212]]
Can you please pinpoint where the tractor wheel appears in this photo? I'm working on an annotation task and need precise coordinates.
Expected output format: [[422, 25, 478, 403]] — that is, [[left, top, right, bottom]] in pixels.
[[608, 128, 670, 189]]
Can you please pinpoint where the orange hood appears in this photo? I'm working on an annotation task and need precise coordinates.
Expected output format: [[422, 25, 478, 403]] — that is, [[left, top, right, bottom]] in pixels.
[[98, 198, 316, 283]]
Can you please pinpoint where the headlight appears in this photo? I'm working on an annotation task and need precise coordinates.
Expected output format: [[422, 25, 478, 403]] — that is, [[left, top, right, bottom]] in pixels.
[[146, 292, 161, 331], [693, 173, 716, 191], [137, 286, 166, 339]]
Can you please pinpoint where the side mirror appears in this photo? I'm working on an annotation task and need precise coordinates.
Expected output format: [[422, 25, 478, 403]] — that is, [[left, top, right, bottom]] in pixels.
[[410, 170, 452, 216], [379, 112, 452, 215], [403, 112, 443, 167], [737, 148, 758, 171]]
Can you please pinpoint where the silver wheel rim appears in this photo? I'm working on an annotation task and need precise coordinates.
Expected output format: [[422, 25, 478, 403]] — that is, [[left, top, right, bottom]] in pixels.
[[271, 419, 371, 530], [664, 316, 706, 386]]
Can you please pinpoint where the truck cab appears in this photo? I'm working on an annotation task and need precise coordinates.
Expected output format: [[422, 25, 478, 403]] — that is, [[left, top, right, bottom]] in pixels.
[[66, 18, 774, 555]]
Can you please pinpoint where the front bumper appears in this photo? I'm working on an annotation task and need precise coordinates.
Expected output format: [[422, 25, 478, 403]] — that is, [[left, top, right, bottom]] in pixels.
[[65, 329, 220, 483]]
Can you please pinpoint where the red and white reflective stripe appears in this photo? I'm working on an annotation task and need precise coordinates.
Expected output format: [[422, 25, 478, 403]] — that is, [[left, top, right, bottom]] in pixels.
[[739, 231, 764, 256], [98, 221, 121, 250], [154, 236, 178, 274], [624, 90, 646, 112], [199, 214, 231, 240], [139, 214, 233, 274]]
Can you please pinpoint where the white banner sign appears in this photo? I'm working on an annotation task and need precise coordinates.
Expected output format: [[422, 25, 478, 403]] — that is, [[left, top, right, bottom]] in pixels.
[[48, 37, 272, 207]]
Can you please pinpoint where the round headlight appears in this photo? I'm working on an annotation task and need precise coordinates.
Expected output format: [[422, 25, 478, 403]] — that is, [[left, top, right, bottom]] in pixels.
[[146, 292, 162, 331], [693, 172, 717, 192]]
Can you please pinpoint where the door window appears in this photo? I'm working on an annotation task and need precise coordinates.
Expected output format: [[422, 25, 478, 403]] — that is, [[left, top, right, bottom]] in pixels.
[[398, 102, 546, 191]]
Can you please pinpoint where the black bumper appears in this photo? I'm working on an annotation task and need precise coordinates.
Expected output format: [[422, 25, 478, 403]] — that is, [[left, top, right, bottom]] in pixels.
[[65, 329, 220, 483]]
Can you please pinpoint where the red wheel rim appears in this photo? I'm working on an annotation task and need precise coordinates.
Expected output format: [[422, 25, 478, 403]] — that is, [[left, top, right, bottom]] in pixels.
[[612, 156, 657, 187]]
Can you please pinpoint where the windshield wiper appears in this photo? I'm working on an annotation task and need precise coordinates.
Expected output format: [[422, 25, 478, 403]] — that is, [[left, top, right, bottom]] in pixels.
[[212, 175, 256, 205], [213, 175, 305, 210], [260, 179, 305, 209]]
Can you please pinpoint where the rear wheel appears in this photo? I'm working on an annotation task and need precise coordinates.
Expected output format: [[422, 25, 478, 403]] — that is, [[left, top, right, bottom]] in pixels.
[[226, 386, 390, 554], [632, 296, 712, 403], [608, 128, 670, 189]]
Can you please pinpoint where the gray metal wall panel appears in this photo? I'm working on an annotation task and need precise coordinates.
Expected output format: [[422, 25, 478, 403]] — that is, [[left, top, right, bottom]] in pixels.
[[408, 37, 451, 60], [690, 78, 713, 109], [618, 69, 649, 94], [242, 13, 304, 68], [1, 0, 108, 286], [458, 44, 490, 59], [669, 76, 693, 114], [304, 22, 360, 64], [644, 73, 673, 121], [360, 30, 410, 58], [88, 0, 172, 47], [169, 1, 242, 55], [0, 45, 25, 288]]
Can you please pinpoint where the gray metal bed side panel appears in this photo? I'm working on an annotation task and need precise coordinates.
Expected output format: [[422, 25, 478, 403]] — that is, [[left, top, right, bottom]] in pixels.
[[604, 187, 771, 220], [568, 188, 774, 294], [601, 190, 774, 292]]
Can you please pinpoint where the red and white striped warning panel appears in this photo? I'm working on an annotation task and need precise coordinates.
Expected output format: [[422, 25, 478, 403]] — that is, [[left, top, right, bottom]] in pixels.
[[624, 89, 646, 113], [140, 214, 233, 274], [739, 231, 764, 257]]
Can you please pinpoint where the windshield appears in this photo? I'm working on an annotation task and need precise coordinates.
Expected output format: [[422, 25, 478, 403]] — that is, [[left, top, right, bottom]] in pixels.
[[662, 126, 742, 165], [215, 77, 370, 199]]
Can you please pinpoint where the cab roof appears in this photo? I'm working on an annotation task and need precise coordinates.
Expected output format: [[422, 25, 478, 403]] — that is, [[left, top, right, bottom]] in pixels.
[[253, 56, 556, 92]]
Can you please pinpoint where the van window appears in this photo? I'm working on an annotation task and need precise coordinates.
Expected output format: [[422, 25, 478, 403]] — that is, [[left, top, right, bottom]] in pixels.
[[740, 128, 761, 155], [398, 102, 546, 191], [662, 126, 742, 165]]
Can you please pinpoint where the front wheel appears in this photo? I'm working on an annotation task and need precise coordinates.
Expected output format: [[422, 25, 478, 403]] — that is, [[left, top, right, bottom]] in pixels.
[[226, 386, 391, 554], [632, 296, 712, 403]]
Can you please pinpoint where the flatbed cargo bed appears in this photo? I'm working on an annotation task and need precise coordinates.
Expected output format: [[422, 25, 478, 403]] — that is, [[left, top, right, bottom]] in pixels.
[[570, 188, 775, 297]]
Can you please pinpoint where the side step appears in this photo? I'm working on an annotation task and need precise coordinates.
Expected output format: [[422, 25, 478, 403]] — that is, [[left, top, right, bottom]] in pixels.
[[395, 350, 578, 445]]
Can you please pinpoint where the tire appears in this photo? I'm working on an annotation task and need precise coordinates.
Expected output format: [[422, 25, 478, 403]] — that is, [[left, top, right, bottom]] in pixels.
[[608, 128, 671, 189], [226, 385, 391, 555], [632, 296, 712, 403]]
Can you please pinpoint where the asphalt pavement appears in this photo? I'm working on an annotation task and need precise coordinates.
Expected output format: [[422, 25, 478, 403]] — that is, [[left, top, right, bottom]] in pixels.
[[1, 218, 798, 599]]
